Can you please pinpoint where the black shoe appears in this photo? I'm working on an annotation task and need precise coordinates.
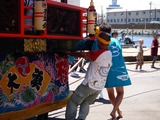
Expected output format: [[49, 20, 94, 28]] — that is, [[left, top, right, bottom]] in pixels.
[[70, 72, 80, 78], [99, 97, 104, 100], [79, 68, 86, 73], [151, 65, 155, 68]]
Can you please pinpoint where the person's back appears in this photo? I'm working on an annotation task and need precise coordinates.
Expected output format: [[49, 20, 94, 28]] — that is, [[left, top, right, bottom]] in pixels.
[[106, 36, 131, 88], [82, 49, 112, 90]]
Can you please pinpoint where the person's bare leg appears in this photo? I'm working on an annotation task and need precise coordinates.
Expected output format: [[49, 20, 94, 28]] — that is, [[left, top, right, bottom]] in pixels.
[[140, 65, 142, 70], [107, 88, 117, 119], [110, 87, 124, 119]]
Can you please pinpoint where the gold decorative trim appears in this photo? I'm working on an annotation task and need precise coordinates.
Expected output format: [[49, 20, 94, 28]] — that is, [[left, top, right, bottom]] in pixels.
[[24, 39, 47, 52]]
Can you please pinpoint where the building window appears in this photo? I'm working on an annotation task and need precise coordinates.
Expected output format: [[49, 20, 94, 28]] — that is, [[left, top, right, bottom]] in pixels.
[[111, 19, 113, 22], [146, 18, 148, 22], [114, 19, 116, 22], [117, 19, 119, 22], [121, 19, 123, 22], [132, 18, 134, 22], [128, 19, 131, 22], [139, 19, 142, 22], [142, 11, 146, 14], [136, 12, 139, 15], [136, 18, 139, 22], [153, 18, 156, 21]]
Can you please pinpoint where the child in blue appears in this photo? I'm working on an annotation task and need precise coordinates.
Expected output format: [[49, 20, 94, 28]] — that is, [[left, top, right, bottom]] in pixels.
[[105, 31, 131, 119], [93, 25, 131, 119]]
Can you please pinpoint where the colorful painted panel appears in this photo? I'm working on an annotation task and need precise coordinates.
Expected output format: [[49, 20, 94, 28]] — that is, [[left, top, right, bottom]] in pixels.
[[0, 53, 69, 114]]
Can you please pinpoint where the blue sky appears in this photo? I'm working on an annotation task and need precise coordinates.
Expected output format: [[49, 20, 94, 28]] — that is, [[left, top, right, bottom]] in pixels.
[[80, 0, 160, 13]]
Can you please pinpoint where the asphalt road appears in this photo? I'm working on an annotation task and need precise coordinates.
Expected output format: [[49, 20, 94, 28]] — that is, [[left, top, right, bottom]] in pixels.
[[48, 62, 160, 120]]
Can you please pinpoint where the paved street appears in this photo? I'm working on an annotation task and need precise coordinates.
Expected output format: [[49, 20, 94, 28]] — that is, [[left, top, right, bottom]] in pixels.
[[48, 62, 160, 120]]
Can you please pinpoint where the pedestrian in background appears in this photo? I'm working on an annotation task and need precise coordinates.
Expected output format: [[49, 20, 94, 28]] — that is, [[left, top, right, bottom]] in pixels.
[[151, 34, 159, 68], [135, 39, 144, 71], [78, 57, 87, 73], [69, 56, 80, 78]]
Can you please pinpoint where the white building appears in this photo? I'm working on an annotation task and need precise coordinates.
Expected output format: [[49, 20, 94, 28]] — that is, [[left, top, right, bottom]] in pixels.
[[106, 9, 160, 25], [67, 0, 80, 6]]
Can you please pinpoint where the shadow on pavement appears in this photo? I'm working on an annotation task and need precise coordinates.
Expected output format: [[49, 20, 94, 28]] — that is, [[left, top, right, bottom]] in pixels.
[[94, 98, 111, 104], [27, 117, 65, 120]]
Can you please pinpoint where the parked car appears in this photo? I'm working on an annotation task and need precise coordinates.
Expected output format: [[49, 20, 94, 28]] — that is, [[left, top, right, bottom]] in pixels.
[[124, 36, 135, 44], [118, 35, 135, 45]]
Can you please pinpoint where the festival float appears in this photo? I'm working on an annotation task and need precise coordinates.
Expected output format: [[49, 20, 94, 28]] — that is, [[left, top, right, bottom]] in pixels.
[[0, 0, 97, 119]]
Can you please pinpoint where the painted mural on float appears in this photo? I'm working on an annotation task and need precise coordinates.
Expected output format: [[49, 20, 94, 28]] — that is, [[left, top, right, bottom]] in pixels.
[[0, 53, 69, 114]]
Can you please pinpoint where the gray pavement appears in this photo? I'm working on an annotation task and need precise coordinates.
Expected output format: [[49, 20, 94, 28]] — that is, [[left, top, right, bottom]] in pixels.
[[48, 62, 160, 120]]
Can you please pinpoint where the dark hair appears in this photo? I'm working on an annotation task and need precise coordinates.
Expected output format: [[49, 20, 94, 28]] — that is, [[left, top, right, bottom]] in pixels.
[[112, 31, 118, 37], [99, 32, 110, 41], [98, 32, 111, 45], [99, 23, 112, 34]]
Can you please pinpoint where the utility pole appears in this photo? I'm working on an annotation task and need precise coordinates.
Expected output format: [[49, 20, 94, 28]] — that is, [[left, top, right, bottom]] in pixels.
[[126, 9, 128, 24], [126, 9, 128, 34], [155, 7, 156, 21], [101, 6, 103, 23], [149, 1, 152, 22]]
